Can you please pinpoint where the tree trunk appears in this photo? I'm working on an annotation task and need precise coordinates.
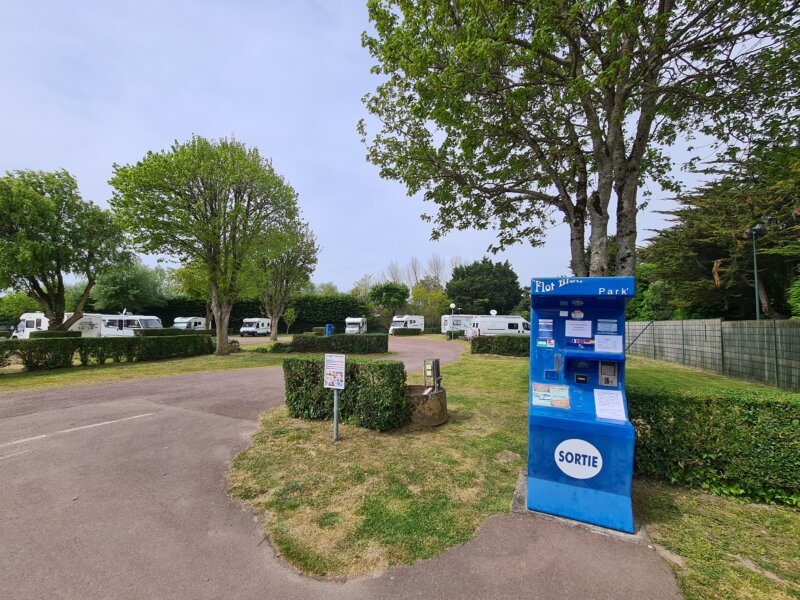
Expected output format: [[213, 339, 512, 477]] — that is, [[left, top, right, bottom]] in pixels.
[[270, 315, 279, 341], [568, 211, 588, 277], [211, 285, 232, 354], [587, 192, 610, 277], [758, 278, 788, 320], [615, 175, 639, 277]]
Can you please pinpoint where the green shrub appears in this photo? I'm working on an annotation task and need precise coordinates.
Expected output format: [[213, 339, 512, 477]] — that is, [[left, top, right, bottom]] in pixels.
[[1, 335, 214, 371], [0, 331, 12, 339], [311, 327, 327, 336], [392, 328, 421, 336], [283, 355, 408, 431], [0, 342, 13, 368], [135, 328, 210, 337], [628, 387, 800, 506], [290, 333, 389, 354], [470, 335, 529, 357], [29, 330, 82, 339]]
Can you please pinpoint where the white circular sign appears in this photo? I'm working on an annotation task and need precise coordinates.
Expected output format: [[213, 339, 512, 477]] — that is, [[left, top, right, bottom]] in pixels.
[[554, 439, 603, 479]]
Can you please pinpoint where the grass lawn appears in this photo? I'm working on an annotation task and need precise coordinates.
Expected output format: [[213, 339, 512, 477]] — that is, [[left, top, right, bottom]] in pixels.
[[229, 352, 800, 597]]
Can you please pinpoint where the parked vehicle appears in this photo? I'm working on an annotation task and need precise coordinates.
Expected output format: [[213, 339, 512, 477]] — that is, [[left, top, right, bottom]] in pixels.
[[440, 314, 476, 334], [468, 315, 530, 338], [11, 311, 163, 339], [173, 316, 207, 330], [344, 317, 367, 334], [240, 318, 271, 336], [388, 315, 424, 335]]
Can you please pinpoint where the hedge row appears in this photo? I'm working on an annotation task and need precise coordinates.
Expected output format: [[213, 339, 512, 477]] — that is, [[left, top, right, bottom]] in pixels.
[[283, 355, 408, 431], [290, 334, 389, 354], [628, 387, 800, 506], [310, 327, 327, 336], [0, 335, 214, 371], [392, 328, 422, 336], [29, 330, 82, 339], [470, 335, 530, 357], [134, 328, 210, 337]]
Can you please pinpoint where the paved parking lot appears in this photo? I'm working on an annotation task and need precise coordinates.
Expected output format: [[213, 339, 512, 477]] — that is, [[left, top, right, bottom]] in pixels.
[[0, 338, 679, 599]]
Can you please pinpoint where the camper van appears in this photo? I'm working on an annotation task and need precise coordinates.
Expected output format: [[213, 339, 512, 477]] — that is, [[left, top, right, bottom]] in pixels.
[[440, 314, 476, 334], [468, 315, 531, 337], [173, 317, 207, 331], [240, 318, 271, 336], [11, 312, 162, 339], [344, 317, 367, 334], [388, 315, 424, 335]]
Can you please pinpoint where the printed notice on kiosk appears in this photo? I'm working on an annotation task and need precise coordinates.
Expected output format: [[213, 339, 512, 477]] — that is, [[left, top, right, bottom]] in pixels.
[[594, 389, 626, 420]]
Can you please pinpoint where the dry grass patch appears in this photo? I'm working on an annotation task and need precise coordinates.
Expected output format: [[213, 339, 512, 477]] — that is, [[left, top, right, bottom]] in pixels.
[[228, 353, 529, 578]]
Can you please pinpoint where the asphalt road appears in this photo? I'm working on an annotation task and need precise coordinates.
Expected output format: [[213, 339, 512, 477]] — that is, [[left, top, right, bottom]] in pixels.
[[0, 337, 680, 600]]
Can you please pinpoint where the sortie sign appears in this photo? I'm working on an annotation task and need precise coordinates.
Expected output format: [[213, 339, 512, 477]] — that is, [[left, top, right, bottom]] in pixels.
[[554, 439, 603, 479]]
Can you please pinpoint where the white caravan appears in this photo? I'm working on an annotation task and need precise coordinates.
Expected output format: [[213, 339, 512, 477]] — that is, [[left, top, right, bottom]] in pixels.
[[440, 314, 476, 334], [173, 317, 207, 330], [11, 312, 162, 339], [240, 318, 271, 336], [469, 315, 531, 337], [388, 315, 424, 335], [344, 317, 367, 334]]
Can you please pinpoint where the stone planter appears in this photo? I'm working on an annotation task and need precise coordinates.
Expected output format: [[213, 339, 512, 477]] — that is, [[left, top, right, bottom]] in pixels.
[[406, 384, 448, 427]]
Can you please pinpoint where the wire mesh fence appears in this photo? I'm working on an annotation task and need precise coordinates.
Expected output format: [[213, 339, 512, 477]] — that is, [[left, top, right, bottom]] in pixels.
[[625, 319, 800, 391]]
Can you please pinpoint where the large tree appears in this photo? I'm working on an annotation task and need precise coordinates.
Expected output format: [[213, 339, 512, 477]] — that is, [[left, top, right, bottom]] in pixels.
[[0, 170, 127, 329], [360, 0, 800, 276], [251, 218, 319, 341], [91, 261, 168, 314], [368, 282, 410, 317], [110, 136, 296, 353], [446, 258, 522, 314]]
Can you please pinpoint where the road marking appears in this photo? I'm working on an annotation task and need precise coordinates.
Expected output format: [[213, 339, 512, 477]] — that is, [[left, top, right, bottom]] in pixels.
[[0, 413, 153, 449], [0, 449, 31, 460]]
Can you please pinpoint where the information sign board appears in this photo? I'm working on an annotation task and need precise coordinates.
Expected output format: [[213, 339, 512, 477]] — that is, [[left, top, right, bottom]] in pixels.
[[323, 354, 345, 390]]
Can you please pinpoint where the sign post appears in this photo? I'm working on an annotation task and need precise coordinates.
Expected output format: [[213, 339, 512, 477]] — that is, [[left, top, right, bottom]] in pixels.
[[323, 353, 346, 441]]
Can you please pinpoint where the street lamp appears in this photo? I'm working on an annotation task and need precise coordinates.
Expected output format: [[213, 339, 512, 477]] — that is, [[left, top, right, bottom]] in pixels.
[[746, 224, 766, 320], [449, 303, 456, 340]]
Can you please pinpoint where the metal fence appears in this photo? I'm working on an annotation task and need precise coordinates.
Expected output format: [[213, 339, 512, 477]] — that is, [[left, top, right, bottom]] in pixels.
[[625, 319, 800, 391]]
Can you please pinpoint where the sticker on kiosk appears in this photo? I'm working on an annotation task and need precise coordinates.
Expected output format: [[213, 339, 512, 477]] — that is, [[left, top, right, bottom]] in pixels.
[[532, 384, 570, 409]]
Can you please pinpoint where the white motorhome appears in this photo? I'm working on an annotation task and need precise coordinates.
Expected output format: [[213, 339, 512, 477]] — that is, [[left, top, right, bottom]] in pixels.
[[440, 314, 476, 334], [344, 317, 367, 334], [469, 315, 531, 337], [388, 315, 424, 335], [240, 318, 271, 336], [11, 312, 162, 339], [173, 317, 207, 331]]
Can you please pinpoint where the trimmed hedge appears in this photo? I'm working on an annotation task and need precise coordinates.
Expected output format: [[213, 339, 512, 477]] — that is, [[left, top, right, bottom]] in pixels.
[[0, 335, 214, 371], [392, 328, 422, 336], [470, 335, 530, 357], [29, 330, 82, 339], [283, 355, 408, 431], [0, 331, 12, 339], [134, 328, 210, 337], [310, 327, 327, 336], [628, 387, 800, 506], [290, 333, 389, 354]]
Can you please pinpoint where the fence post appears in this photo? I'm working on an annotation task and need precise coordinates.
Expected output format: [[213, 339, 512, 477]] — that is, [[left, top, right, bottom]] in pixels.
[[719, 319, 725, 375], [681, 320, 686, 365], [651, 322, 656, 359], [773, 320, 780, 387]]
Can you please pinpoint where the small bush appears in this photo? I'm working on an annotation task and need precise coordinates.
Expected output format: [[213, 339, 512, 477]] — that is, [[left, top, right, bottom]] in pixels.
[[290, 333, 388, 354], [628, 387, 800, 506], [29, 330, 82, 339], [135, 328, 210, 337], [311, 327, 327, 336], [392, 328, 421, 336], [283, 355, 408, 431], [0, 342, 13, 368], [0, 331, 12, 339], [470, 335, 529, 357]]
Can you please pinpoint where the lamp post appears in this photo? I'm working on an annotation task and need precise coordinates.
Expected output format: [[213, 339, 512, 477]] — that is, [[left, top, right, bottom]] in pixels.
[[449, 303, 456, 340], [746, 224, 766, 320]]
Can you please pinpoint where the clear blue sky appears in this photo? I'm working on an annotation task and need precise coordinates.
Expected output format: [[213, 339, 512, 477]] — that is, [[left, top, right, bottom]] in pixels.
[[0, 1, 683, 290]]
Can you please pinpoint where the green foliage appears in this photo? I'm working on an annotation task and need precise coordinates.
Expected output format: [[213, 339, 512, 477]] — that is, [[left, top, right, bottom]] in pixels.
[[133, 328, 209, 337], [368, 282, 409, 316], [109, 135, 297, 352], [1, 335, 214, 371], [283, 355, 408, 431], [628, 387, 800, 506], [788, 270, 800, 319], [282, 307, 297, 334], [310, 327, 326, 336], [361, 0, 800, 276], [392, 328, 421, 336], [291, 294, 367, 333], [446, 258, 521, 314], [470, 335, 529, 357], [91, 261, 168, 313], [29, 330, 81, 339], [407, 283, 451, 327], [0, 169, 128, 329], [290, 333, 389, 354], [0, 290, 38, 326]]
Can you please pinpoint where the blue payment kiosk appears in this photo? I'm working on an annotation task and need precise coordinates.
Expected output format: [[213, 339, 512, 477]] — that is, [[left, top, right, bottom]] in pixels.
[[527, 277, 636, 533]]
